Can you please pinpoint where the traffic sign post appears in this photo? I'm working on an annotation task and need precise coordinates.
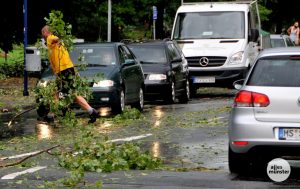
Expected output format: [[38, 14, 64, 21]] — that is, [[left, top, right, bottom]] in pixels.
[[153, 6, 157, 40]]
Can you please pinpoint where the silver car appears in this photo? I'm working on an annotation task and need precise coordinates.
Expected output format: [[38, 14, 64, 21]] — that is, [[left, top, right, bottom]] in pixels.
[[270, 34, 295, 48], [229, 47, 300, 174]]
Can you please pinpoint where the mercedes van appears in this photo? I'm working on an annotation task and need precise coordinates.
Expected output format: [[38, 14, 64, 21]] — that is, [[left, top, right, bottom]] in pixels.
[[171, 1, 261, 93]]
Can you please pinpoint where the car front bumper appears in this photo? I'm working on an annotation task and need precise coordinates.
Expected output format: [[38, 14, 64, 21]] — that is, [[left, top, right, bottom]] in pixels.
[[144, 80, 170, 98], [189, 67, 248, 87], [71, 87, 119, 108]]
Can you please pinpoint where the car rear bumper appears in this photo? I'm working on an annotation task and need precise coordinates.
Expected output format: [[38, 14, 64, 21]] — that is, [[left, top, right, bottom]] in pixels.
[[229, 108, 300, 155]]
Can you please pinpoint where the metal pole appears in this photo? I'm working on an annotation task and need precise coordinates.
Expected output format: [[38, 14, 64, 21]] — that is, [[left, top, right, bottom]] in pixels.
[[23, 0, 29, 96], [107, 0, 112, 42], [153, 20, 156, 40]]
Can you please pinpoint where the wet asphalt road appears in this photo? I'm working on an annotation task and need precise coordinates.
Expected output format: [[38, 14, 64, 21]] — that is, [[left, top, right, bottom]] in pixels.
[[1, 88, 300, 188]]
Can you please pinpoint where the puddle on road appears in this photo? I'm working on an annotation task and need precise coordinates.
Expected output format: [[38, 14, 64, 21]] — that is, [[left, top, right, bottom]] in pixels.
[[36, 122, 54, 140], [151, 106, 165, 128]]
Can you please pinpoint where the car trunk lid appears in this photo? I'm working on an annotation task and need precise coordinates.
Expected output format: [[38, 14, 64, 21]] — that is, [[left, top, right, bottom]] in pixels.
[[251, 87, 300, 123]]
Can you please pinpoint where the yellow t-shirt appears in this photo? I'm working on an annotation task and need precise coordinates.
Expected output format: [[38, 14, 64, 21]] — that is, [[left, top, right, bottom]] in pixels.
[[47, 34, 74, 74]]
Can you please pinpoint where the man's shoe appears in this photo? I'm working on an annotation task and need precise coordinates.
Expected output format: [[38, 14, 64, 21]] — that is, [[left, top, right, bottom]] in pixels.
[[88, 109, 99, 123]]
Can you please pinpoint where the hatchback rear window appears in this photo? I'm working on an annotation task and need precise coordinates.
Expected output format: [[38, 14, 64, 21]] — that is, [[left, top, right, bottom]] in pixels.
[[270, 38, 285, 48], [247, 56, 300, 87]]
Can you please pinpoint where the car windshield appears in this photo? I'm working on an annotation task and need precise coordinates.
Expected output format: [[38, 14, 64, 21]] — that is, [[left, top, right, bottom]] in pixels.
[[173, 11, 245, 40], [129, 46, 167, 63], [270, 38, 285, 47], [70, 46, 117, 66], [247, 56, 300, 87]]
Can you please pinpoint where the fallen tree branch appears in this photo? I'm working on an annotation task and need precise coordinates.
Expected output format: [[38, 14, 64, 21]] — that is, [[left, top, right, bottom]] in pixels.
[[8, 106, 36, 128], [0, 145, 60, 168]]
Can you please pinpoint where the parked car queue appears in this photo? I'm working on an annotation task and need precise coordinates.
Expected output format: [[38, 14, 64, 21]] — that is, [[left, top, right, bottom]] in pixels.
[[36, 40, 190, 118]]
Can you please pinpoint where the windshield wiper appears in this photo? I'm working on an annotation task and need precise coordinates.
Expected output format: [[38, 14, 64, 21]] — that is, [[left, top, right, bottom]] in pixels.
[[87, 64, 108, 67], [140, 61, 164, 64]]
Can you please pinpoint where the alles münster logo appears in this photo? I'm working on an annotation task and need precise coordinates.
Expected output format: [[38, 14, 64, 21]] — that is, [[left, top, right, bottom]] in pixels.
[[267, 158, 291, 182]]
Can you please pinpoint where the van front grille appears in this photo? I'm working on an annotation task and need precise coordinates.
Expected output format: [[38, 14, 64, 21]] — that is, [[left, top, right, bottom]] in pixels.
[[186, 56, 227, 67]]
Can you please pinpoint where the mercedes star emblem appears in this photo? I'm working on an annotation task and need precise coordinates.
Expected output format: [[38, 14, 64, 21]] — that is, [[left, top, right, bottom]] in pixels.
[[199, 57, 209, 67]]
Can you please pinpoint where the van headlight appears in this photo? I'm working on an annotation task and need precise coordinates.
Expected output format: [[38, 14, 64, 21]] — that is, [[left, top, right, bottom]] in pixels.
[[148, 74, 167, 80], [38, 80, 49, 87], [93, 80, 114, 87], [229, 51, 244, 65]]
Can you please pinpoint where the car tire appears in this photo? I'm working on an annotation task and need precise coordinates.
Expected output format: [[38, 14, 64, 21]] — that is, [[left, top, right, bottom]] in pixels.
[[36, 103, 50, 118], [178, 79, 190, 103], [111, 88, 125, 114], [189, 85, 198, 98], [131, 87, 144, 111], [164, 81, 176, 104], [228, 146, 249, 175]]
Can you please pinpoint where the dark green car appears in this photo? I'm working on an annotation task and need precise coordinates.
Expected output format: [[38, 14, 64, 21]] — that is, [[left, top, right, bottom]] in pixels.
[[37, 42, 145, 115]]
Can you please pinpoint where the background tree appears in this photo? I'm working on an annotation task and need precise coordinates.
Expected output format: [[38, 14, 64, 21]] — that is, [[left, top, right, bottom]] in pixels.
[[0, 0, 299, 47]]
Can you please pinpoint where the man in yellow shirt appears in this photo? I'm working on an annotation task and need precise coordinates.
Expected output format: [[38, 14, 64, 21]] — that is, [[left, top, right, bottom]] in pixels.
[[41, 25, 99, 123]]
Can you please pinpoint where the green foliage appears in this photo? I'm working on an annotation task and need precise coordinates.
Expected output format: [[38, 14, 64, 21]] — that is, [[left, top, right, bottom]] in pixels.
[[35, 74, 92, 121], [113, 108, 143, 123], [59, 141, 162, 173], [44, 10, 74, 51], [0, 45, 24, 77], [258, 3, 272, 22]]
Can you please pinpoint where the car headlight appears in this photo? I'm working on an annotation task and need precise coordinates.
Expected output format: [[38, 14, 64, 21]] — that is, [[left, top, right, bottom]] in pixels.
[[148, 74, 167, 80], [229, 51, 244, 65], [93, 80, 114, 87], [38, 80, 49, 87]]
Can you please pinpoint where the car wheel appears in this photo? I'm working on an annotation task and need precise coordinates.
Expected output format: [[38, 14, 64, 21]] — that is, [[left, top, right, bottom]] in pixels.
[[164, 81, 176, 104], [189, 85, 198, 98], [131, 87, 144, 111], [36, 102, 50, 118], [228, 146, 249, 175], [178, 79, 190, 103], [112, 89, 125, 114]]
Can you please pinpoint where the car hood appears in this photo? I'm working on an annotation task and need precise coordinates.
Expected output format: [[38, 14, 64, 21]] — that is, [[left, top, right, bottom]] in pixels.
[[141, 63, 170, 74], [40, 66, 119, 81], [177, 39, 246, 57]]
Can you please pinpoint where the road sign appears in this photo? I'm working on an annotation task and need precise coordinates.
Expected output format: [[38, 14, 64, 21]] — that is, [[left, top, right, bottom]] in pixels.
[[153, 6, 157, 20]]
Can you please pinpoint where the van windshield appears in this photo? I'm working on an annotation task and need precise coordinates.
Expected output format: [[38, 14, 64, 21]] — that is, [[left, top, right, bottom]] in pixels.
[[173, 11, 245, 40]]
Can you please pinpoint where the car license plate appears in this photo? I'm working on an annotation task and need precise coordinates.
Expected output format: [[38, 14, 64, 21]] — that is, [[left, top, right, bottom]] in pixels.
[[279, 128, 300, 140], [193, 77, 215, 83]]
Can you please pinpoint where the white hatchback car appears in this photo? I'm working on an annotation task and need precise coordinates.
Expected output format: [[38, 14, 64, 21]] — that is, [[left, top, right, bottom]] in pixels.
[[229, 47, 300, 174]]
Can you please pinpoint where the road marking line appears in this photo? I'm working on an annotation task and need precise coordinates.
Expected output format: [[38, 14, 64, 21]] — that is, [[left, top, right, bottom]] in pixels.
[[107, 133, 153, 143], [1, 166, 47, 180], [0, 151, 41, 161]]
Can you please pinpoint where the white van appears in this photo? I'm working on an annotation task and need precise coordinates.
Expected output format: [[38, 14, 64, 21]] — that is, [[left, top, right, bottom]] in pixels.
[[171, 1, 261, 93]]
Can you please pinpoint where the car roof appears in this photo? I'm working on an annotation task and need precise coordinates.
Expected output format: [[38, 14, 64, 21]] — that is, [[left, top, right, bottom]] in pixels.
[[177, 3, 249, 13], [258, 47, 300, 58], [73, 42, 123, 47], [127, 40, 173, 46], [270, 34, 289, 39]]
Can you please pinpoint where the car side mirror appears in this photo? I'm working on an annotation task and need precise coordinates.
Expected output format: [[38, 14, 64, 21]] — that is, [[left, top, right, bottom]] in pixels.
[[122, 59, 135, 67], [171, 58, 182, 63], [233, 79, 244, 90], [249, 29, 259, 42]]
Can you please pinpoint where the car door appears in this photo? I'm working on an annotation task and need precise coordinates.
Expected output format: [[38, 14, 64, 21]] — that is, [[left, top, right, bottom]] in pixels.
[[167, 43, 185, 91], [119, 45, 141, 102]]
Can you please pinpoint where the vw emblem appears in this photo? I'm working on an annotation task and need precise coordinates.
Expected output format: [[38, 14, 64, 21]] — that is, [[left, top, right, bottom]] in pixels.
[[199, 57, 209, 67]]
